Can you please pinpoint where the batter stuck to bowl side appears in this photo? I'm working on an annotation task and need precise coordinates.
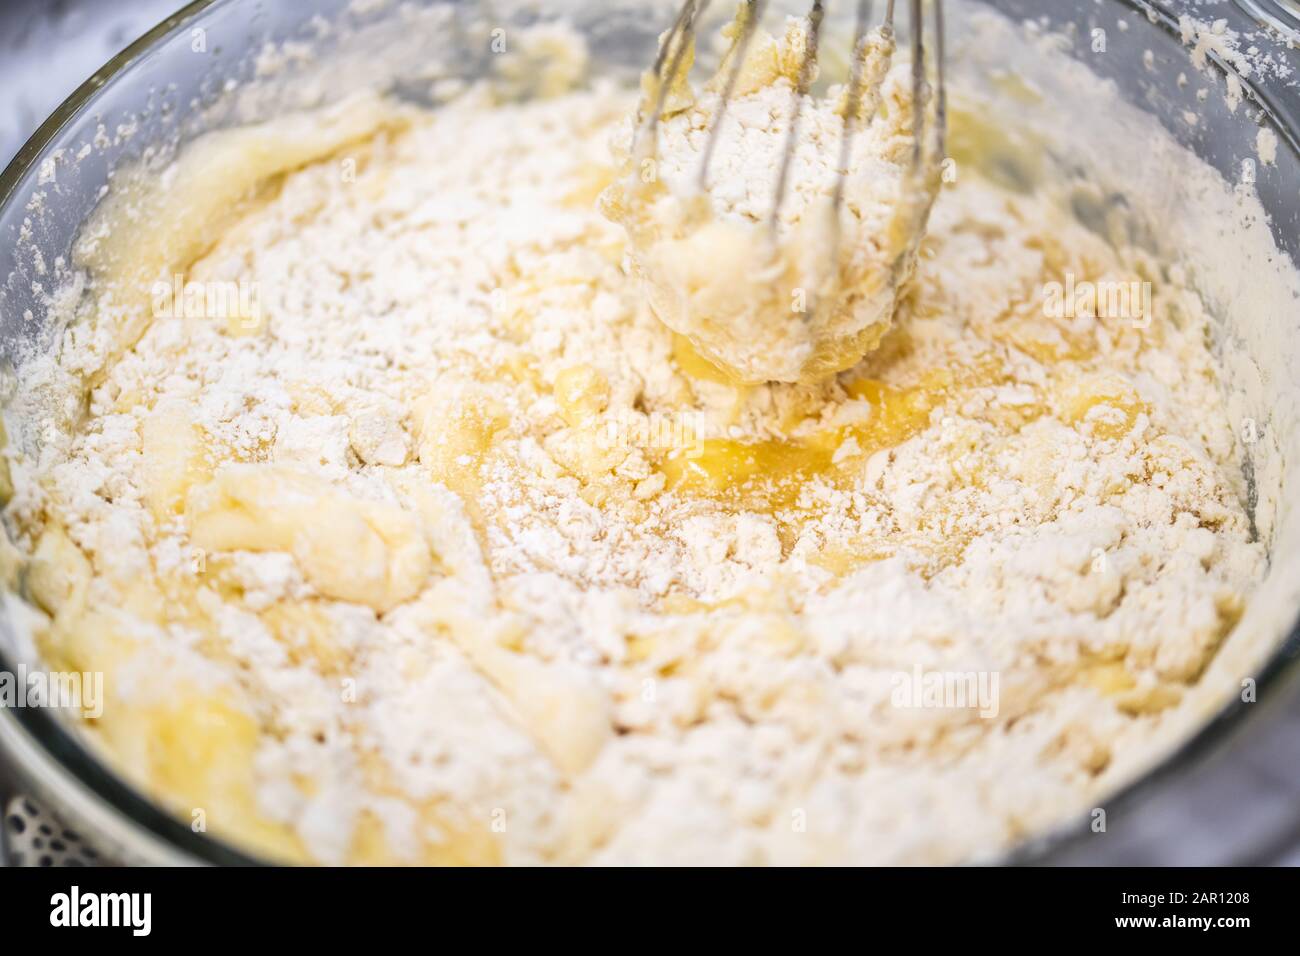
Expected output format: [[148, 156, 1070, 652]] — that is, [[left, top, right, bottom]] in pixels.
[[0, 14, 1265, 864]]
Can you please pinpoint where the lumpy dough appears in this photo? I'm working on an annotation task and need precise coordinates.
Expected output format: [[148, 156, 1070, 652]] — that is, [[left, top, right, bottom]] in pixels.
[[602, 16, 940, 384], [7, 37, 1263, 865]]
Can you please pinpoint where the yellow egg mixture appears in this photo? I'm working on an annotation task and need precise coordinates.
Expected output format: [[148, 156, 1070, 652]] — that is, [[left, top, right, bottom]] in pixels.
[[0, 45, 1262, 864]]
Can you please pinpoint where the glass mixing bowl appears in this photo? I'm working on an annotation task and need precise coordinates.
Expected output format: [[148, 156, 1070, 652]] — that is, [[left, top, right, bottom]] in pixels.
[[1, 0, 1298, 865]]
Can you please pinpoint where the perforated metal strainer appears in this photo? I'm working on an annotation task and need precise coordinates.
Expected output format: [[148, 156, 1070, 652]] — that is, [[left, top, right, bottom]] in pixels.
[[2, 793, 105, 868]]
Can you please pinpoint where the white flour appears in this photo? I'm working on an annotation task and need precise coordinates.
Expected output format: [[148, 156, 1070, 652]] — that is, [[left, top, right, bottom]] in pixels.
[[0, 14, 1277, 865]]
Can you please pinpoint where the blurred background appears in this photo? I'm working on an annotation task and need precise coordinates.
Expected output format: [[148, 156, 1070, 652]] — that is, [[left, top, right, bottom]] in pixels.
[[1, 0, 1299, 866], [0, 0, 180, 169]]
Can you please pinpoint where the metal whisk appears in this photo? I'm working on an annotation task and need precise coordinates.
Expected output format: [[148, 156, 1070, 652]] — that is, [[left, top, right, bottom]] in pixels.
[[639, 0, 946, 228]]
